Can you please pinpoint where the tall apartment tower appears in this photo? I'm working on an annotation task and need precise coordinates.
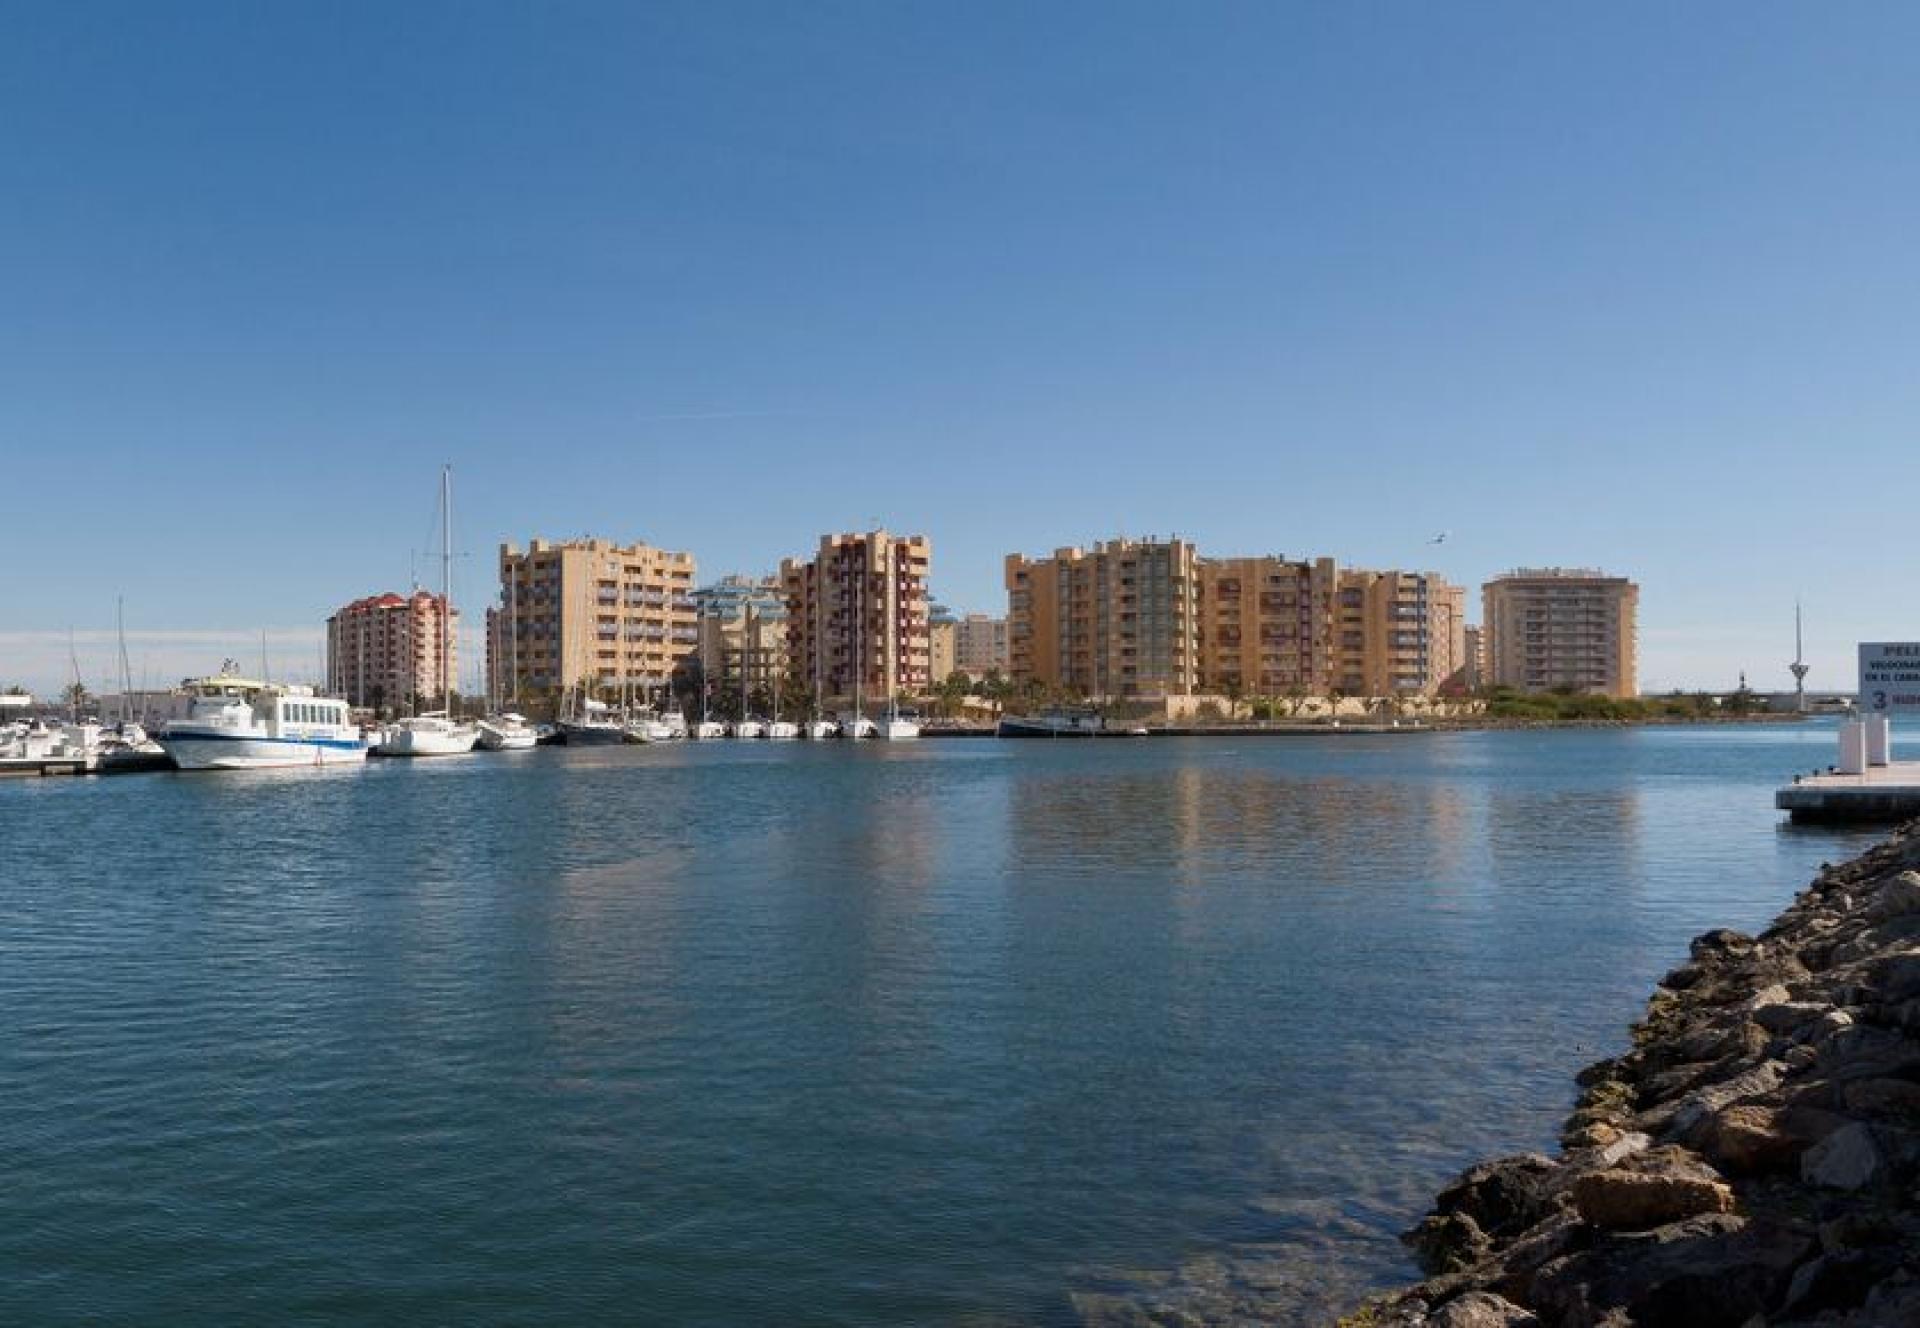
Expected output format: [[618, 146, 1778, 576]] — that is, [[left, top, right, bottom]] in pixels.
[[491, 537, 698, 702], [1197, 556, 1339, 695], [327, 591, 458, 711], [781, 531, 932, 703], [1005, 538, 1202, 699], [1333, 569, 1467, 697], [1482, 568, 1639, 698]]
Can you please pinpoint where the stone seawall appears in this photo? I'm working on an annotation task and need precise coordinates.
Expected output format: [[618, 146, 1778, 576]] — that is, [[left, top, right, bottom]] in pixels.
[[1346, 822, 1920, 1327]]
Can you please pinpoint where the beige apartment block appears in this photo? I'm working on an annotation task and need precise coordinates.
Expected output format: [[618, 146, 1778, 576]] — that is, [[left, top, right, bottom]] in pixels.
[[781, 531, 932, 703], [929, 615, 958, 684], [1333, 569, 1467, 697], [328, 591, 459, 710], [490, 537, 697, 702], [1197, 556, 1339, 696], [1461, 624, 1486, 692], [953, 613, 1009, 678], [691, 575, 788, 700], [1483, 568, 1639, 698], [1006, 538, 1202, 698]]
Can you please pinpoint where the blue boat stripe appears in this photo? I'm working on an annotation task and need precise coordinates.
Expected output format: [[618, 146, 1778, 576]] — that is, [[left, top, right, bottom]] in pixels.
[[162, 731, 366, 751]]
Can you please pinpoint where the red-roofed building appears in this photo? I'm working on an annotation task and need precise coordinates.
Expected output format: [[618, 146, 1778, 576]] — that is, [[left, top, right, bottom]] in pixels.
[[325, 590, 458, 711]]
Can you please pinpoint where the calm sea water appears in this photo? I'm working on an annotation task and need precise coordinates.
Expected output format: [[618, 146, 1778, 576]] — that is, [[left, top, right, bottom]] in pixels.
[[0, 725, 1882, 1325]]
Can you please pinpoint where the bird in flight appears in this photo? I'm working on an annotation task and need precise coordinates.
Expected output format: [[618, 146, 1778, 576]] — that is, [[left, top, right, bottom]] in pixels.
[[1429, 531, 1450, 545]]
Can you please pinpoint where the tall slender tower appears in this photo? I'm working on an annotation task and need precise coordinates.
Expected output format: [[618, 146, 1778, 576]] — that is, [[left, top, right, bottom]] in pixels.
[[1789, 602, 1810, 713]]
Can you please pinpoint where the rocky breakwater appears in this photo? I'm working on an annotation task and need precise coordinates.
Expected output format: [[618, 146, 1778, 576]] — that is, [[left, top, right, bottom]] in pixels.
[[1347, 822, 1920, 1328]]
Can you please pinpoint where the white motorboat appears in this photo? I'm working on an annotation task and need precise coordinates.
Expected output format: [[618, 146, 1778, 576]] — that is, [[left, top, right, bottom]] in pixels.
[[477, 712, 539, 751], [841, 714, 878, 740], [383, 711, 480, 757], [692, 719, 728, 740], [878, 714, 920, 740], [765, 720, 799, 740], [731, 718, 766, 739], [631, 709, 687, 742], [804, 719, 840, 740], [159, 674, 367, 770]]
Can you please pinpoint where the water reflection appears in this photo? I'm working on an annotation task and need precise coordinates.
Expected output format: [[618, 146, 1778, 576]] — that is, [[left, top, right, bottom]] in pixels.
[[0, 729, 1891, 1328]]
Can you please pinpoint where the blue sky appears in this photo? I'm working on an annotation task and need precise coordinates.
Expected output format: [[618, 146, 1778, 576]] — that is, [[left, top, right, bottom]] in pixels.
[[4, 2, 1915, 695]]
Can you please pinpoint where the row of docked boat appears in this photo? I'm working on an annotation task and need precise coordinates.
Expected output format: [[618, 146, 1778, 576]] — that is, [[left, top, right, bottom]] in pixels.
[[1, 716, 172, 773], [557, 698, 920, 745], [142, 670, 927, 772], [150, 671, 552, 768]]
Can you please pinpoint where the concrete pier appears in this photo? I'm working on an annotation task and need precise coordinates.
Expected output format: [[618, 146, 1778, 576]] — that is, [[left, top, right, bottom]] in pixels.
[[1776, 761, 1920, 823]]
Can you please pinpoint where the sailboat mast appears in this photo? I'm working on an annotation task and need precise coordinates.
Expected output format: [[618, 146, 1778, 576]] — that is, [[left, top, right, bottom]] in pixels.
[[441, 464, 453, 713], [742, 602, 751, 720], [117, 596, 131, 723], [854, 541, 864, 722]]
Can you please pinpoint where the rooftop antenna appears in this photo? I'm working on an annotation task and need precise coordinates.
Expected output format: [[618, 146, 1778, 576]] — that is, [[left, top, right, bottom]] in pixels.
[[1789, 601, 1810, 713]]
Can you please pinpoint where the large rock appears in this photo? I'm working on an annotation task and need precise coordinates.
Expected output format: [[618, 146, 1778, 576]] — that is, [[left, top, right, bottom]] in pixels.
[[1666, 1061, 1787, 1138], [1527, 1214, 1816, 1328], [1428, 1290, 1539, 1327], [1866, 869, 1920, 920], [1840, 1075, 1920, 1117], [1571, 1156, 1734, 1231], [1872, 949, 1920, 1003], [1801, 1122, 1884, 1191], [1693, 1102, 1802, 1175]]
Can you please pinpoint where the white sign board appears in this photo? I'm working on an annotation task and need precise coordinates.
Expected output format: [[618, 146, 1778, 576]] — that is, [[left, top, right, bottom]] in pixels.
[[1858, 642, 1920, 715]]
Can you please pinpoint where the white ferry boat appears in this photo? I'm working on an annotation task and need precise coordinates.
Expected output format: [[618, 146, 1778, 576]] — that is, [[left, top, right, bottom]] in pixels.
[[159, 675, 367, 770]]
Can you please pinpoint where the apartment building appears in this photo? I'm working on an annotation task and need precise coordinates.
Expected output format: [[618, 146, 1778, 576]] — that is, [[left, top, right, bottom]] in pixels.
[[1483, 568, 1639, 698], [327, 590, 458, 711], [490, 537, 697, 701], [929, 605, 959, 684], [1005, 538, 1202, 698], [781, 531, 932, 703], [953, 613, 1010, 678], [691, 575, 788, 700], [1333, 570, 1467, 697], [1460, 624, 1486, 693], [1197, 556, 1339, 695]]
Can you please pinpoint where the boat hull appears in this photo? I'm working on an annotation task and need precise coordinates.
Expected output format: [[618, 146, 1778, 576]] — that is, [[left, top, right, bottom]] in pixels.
[[477, 726, 538, 751], [765, 722, 800, 740], [879, 720, 920, 740], [559, 722, 627, 746], [160, 731, 368, 771], [383, 730, 479, 757]]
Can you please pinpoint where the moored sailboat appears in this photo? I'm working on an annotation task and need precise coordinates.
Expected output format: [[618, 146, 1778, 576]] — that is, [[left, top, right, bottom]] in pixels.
[[383, 466, 479, 758]]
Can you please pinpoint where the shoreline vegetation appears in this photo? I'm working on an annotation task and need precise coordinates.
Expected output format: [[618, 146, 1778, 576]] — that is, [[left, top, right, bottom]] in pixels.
[[1340, 821, 1920, 1328]]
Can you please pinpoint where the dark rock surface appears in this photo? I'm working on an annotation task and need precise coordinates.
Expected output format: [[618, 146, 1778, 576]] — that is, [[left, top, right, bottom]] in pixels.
[[1344, 822, 1920, 1327]]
